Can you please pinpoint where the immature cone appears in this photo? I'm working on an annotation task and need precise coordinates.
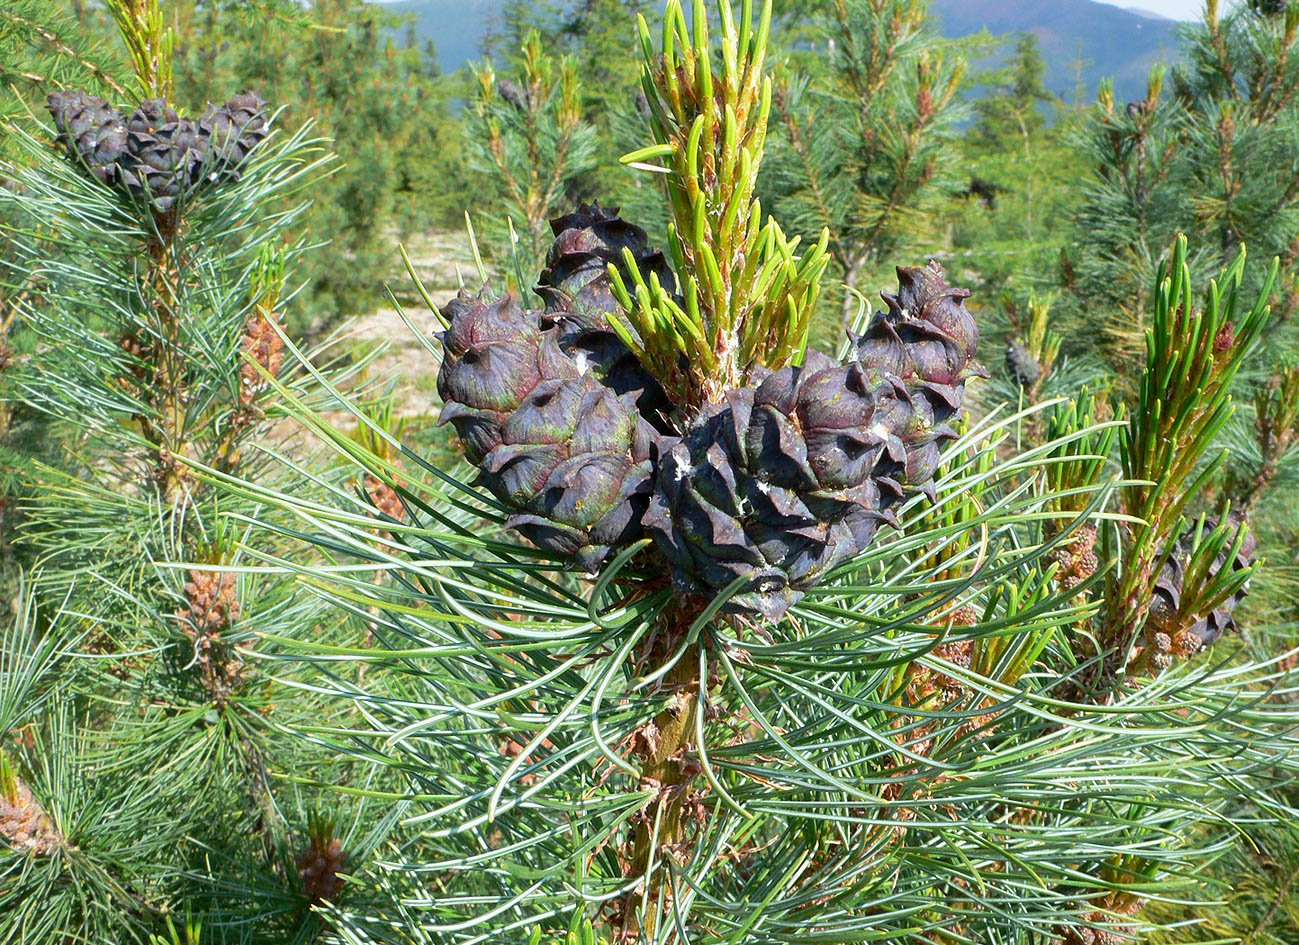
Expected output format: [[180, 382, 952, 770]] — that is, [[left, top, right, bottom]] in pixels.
[[297, 830, 345, 904], [649, 266, 981, 620], [119, 99, 204, 212], [199, 91, 269, 183], [649, 349, 936, 619], [1148, 518, 1257, 653], [47, 88, 270, 210], [1, 773, 63, 855], [436, 292, 659, 570], [851, 262, 984, 486], [1005, 339, 1041, 388], [536, 203, 676, 429], [854, 262, 982, 393], [537, 202, 675, 336], [47, 90, 126, 185]]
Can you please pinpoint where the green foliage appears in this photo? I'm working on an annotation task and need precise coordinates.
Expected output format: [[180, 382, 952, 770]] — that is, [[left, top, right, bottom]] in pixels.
[[0, 9, 394, 937], [468, 28, 599, 276], [0, 0, 125, 157], [1063, 1, 1299, 366], [203, 5, 1299, 943], [764, 0, 965, 335], [613, 0, 829, 405], [969, 32, 1058, 147], [3, 1, 1299, 942], [167, 0, 466, 326]]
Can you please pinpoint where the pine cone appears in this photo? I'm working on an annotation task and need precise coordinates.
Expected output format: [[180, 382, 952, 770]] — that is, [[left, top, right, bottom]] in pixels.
[[536, 204, 676, 430], [297, 832, 345, 904], [496, 78, 529, 110], [1005, 339, 1041, 388], [46, 90, 126, 185], [647, 350, 926, 620], [238, 310, 285, 406], [199, 91, 269, 183], [648, 265, 981, 620], [854, 260, 981, 384], [1149, 517, 1257, 650], [119, 99, 204, 211], [436, 292, 658, 570], [536, 202, 675, 339], [47, 87, 272, 209]]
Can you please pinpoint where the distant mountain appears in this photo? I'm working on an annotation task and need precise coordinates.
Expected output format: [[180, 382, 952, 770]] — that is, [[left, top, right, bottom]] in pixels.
[[928, 0, 1182, 102], [385, 0, 1183, 102]]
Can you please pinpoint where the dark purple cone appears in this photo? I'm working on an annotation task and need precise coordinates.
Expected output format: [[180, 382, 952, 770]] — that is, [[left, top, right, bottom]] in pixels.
[[646, 391, 865, 620], [47, 90, 127, 185], [1150, 518, 1257, 648], [646, 350, 927, 621], [852, 261, 984, 427], [536, 203, 676, 430], [119, 99, 204, 211], [47, 87, 273, 209], [198, 91, 269, 183], [1005, 339, 1041, 388], [436, 290, 657, 570], [537, 202, 675, 334], [648, 262, 985, 621]]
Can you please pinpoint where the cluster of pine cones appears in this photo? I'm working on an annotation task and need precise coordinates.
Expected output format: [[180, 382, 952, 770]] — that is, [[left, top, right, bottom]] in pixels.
[[436, 205, 982, 620], [47, 89, 268, 212]]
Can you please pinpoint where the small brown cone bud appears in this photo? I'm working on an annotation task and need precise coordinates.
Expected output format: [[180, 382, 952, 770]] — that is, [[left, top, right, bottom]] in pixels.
[[239, 310, 285, 406], [297, 823, 346, 905], [1, 766, 63, 855], [177, 569, 246, 703]]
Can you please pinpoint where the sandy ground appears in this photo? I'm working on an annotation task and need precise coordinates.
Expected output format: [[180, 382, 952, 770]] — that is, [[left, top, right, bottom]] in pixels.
[[337, 229, 499, 418]]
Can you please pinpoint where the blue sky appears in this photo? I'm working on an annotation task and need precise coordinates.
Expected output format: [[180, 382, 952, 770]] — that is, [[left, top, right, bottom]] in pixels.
[[1102, 0, 1203, 18]]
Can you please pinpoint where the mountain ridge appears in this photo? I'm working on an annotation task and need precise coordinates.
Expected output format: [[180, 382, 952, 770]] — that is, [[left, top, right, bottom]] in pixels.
[[384, 0, 1181, 102]]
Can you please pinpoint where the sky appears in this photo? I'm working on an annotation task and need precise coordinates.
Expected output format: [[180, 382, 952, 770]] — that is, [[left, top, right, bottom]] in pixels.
[[1100, 0, 1203, 18]]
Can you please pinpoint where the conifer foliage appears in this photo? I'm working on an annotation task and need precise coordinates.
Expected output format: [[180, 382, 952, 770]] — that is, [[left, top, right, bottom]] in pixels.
[[470, 29, 601, 275], [766, 0, 965, 330], [215, 4, 1299, 945], [1065, 0, 1299, 363], [0, 2, 383, 941]]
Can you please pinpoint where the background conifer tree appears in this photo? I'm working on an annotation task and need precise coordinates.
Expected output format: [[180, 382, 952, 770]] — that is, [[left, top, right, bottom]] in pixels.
[[164, 0, 466, 326], [1063, 0, 1299, 365], [764, 0, 965, 337], [0, 2, 399, 939], [468, 28, 600, 277]]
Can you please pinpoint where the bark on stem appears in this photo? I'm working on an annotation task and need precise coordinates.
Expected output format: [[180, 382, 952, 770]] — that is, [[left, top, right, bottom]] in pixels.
[[621, 616, 704, 943]]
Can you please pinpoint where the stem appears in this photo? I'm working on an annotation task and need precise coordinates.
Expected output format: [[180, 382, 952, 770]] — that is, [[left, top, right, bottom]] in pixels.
[[621, 610, 704, 943], [1241, 857, 1299, 945]]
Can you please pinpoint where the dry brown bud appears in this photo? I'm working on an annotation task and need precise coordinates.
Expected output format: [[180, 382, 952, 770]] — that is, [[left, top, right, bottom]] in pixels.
[[297, 833, 345, 905], [1, 772, 63, 855]]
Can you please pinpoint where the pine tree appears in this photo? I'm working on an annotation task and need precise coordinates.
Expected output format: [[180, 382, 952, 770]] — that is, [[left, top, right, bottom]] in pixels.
[[468, 28, 599, 280], [212, 4, 1299, 944], [1063, 0, 1299, 366], [0, 2, 393, 939], [0, 0, 125, 587], [968, 33, 1059, 243], [764, 0, 965, 337], [0, 0, 124, 158]]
